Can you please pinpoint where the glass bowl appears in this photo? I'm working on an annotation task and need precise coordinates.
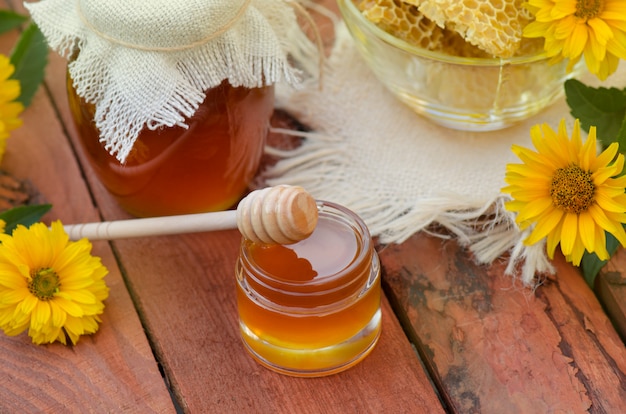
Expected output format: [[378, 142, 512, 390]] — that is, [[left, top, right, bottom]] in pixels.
[[337, 0, 583, 131]]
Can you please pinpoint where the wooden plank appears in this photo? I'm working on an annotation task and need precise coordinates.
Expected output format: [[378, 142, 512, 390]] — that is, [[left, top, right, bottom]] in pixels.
[[380, 231, 626, 413], [0, 11, 175, 412], [88, 230, 445, 413], [596, 249, 626, 342]]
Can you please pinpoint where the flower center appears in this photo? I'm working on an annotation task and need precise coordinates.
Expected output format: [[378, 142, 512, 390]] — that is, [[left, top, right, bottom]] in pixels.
[[550, 165, 595, 214], [575, 0, 602, 19], [29, 268, 60, 300]]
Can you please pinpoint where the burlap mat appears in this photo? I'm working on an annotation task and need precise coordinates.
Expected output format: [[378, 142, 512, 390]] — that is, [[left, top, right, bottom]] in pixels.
[[264, 22, 626, 286]]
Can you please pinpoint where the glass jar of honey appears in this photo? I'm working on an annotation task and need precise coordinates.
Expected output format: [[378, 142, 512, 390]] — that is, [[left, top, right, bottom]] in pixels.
[[235, 201, 382, 377], [67, 77, 274, 217], [27, 0, 309, 218]]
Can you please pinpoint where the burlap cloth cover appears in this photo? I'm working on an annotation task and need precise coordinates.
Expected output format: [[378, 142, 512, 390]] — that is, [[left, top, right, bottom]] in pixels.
[[264, 22, 626, 286], [25, 0, 314, 163]]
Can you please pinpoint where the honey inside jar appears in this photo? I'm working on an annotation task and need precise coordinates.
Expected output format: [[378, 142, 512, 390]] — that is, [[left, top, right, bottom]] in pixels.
[[236, 201, 382, 377], [67, 78, 274, 217]]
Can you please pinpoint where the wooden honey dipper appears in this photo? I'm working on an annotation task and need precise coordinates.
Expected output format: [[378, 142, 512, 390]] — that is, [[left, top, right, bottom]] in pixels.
[[63, 185, 318, 244]]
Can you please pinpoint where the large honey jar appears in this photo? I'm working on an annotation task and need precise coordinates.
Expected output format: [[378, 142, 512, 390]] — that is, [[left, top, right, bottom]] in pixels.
[[236, 201, 382, 376], [27, 0, 310, 217], [67, 78, 274, 216]]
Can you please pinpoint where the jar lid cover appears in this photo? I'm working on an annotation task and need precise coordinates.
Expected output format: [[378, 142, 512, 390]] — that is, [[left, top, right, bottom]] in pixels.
[[26, 0, 312, 162]]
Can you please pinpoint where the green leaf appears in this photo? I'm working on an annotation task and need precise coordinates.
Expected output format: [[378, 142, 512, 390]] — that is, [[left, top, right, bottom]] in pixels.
[[564, 79, 626, 149], [0, 204, 52, 234], [617, 114, 626, 154], [9, 22, 48, 108], [0, 10, 28, 34], [580, 231, 621, 288]]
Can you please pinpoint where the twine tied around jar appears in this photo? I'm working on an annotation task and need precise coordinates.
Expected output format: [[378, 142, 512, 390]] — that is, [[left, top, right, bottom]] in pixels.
[[25, 0, 319, 163]]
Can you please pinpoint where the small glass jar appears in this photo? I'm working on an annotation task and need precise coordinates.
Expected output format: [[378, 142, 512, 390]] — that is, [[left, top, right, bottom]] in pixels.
[[67, 77, 274, 217], [235, 201, 382, 377]]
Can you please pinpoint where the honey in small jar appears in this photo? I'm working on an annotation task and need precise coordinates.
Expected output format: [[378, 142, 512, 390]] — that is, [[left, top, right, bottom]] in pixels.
[[67, 79, 274, 217], [236, 201, 381, 377]]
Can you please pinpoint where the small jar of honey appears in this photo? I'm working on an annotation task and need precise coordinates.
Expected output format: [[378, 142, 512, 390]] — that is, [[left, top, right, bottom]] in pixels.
[[235, 201, 382, 377]]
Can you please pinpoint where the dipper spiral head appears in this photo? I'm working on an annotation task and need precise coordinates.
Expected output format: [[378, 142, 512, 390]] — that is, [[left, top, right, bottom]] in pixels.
[[236, 185, 318, 245]]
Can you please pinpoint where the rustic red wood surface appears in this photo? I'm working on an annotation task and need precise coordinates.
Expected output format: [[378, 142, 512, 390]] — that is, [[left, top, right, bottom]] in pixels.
[[1, 0, 625, 413], [380, 233, 626, 413], [597, 249, 626, 343]]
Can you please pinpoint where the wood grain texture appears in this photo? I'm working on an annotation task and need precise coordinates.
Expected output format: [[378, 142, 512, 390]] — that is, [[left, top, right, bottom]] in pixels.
[[380, 232, 626, 414], [0, 5, 175, 411], [97, 231, 444, 413], [597, 248, 626, 342]]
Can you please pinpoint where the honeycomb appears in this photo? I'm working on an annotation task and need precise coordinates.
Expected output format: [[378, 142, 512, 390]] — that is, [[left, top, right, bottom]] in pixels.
[[358, 0, 538, 58], [358, 0, 489, 58], [405, 0, 532, 57]]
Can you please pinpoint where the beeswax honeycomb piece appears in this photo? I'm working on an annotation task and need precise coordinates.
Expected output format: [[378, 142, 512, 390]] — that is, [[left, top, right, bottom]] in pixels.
[[358, 0, 489, 58], [405, 0, 532, 58]]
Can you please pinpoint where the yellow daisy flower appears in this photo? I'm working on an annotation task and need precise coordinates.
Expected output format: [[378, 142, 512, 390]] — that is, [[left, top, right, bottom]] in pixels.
[[0, 221, 109, 345], [523, 0, 626, 80], [0, 219, 5, 234], [503, 118, 626, 266], [0, 54, 24, 162]]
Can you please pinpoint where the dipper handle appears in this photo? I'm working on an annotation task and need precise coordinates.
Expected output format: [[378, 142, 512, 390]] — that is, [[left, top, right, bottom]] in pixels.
[[63, 185, 318, 244]]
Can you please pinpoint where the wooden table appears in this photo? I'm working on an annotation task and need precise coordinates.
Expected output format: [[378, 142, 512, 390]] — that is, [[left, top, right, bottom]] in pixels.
[[2, 1, 625, 412]]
